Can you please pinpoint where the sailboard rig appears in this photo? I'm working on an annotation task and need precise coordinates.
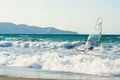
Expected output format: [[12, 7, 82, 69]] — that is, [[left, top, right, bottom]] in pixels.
[[76, 17, 103, 52], [86, 17, 103, 47]]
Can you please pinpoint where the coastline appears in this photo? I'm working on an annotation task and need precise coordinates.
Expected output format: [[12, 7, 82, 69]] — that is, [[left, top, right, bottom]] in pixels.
[[0, 75, 53, 80], [0, 66, 120, 80]]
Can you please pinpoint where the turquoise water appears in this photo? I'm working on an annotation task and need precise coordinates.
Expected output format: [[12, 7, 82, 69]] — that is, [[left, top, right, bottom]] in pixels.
[[0, 34, 119, 42], [0, 34, 119, 49]]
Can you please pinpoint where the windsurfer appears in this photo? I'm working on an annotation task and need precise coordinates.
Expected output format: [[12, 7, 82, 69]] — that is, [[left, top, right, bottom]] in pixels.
[[85, 40, 94, 51]]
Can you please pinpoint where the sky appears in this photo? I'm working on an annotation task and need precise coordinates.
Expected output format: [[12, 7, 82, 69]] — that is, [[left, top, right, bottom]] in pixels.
[[0, 0, 120, 34]]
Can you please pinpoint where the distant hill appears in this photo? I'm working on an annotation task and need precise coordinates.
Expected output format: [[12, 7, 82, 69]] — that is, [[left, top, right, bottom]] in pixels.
[[0, 22, 78, 34]]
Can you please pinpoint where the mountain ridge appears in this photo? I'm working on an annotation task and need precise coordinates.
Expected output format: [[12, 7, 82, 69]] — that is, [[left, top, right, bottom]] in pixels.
[[0, 22, 78, 34]]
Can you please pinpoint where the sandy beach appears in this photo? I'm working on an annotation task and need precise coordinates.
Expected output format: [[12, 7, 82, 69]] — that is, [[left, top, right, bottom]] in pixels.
[[0, 75, 54, 80]]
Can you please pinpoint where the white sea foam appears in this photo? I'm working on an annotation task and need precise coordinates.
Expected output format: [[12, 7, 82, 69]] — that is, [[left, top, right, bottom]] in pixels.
[[0, 41, 80, 49], [0, 45, 120, 77]]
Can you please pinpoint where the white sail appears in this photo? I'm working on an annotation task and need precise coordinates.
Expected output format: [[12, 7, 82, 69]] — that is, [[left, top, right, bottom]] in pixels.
[[86, 17, 103, 47], [75, 17, 103, 51]]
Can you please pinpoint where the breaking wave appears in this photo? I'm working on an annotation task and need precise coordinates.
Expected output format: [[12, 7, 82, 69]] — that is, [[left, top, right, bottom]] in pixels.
[[0, 50, 120, 77], [0, 41, 80, 49]]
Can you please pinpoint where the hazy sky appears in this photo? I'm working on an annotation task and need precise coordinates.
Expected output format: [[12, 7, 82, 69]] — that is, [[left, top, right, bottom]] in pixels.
[[0, 0, 120, 34]]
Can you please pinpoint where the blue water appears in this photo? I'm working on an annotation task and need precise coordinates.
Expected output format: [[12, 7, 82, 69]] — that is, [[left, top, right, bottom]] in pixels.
[[0, 34, 119, 42]]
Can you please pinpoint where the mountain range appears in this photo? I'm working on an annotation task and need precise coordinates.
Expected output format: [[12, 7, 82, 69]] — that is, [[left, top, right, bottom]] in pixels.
[[0, 22, 78, 34]]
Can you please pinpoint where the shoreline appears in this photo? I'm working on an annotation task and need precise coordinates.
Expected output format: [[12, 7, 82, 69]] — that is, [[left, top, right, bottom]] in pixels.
[[0, 66, 120, 80], [0, 75, 54, 80]]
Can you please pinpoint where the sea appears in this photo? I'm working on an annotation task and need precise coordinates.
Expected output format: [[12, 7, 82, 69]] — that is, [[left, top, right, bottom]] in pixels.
[[0, 34, 120, 79]]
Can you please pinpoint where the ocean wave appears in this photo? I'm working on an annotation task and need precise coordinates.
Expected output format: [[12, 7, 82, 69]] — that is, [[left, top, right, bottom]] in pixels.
[[0, 41, 80, 49], [0, 51, 120, 77], [0, 41, 13, 47]]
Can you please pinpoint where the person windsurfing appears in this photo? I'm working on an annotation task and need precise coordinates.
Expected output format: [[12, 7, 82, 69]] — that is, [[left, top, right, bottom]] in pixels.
[[85, 17, 103, 51]]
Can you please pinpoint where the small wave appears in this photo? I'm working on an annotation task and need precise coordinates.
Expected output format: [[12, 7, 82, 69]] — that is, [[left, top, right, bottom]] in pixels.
[[0, 41, 80, 49], [0, 41, 12, 47], [117, 36, 120, 39]]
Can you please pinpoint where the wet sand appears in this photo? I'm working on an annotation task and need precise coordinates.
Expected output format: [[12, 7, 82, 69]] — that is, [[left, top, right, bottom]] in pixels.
[[0, 75, 55, 80], [0, 66, 120, 80]]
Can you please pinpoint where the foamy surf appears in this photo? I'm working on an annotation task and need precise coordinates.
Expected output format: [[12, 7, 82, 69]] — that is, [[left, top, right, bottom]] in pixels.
[[0, 34, 120, 78], [0, 41, 80, 49], [0, 45, 120, 77]]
